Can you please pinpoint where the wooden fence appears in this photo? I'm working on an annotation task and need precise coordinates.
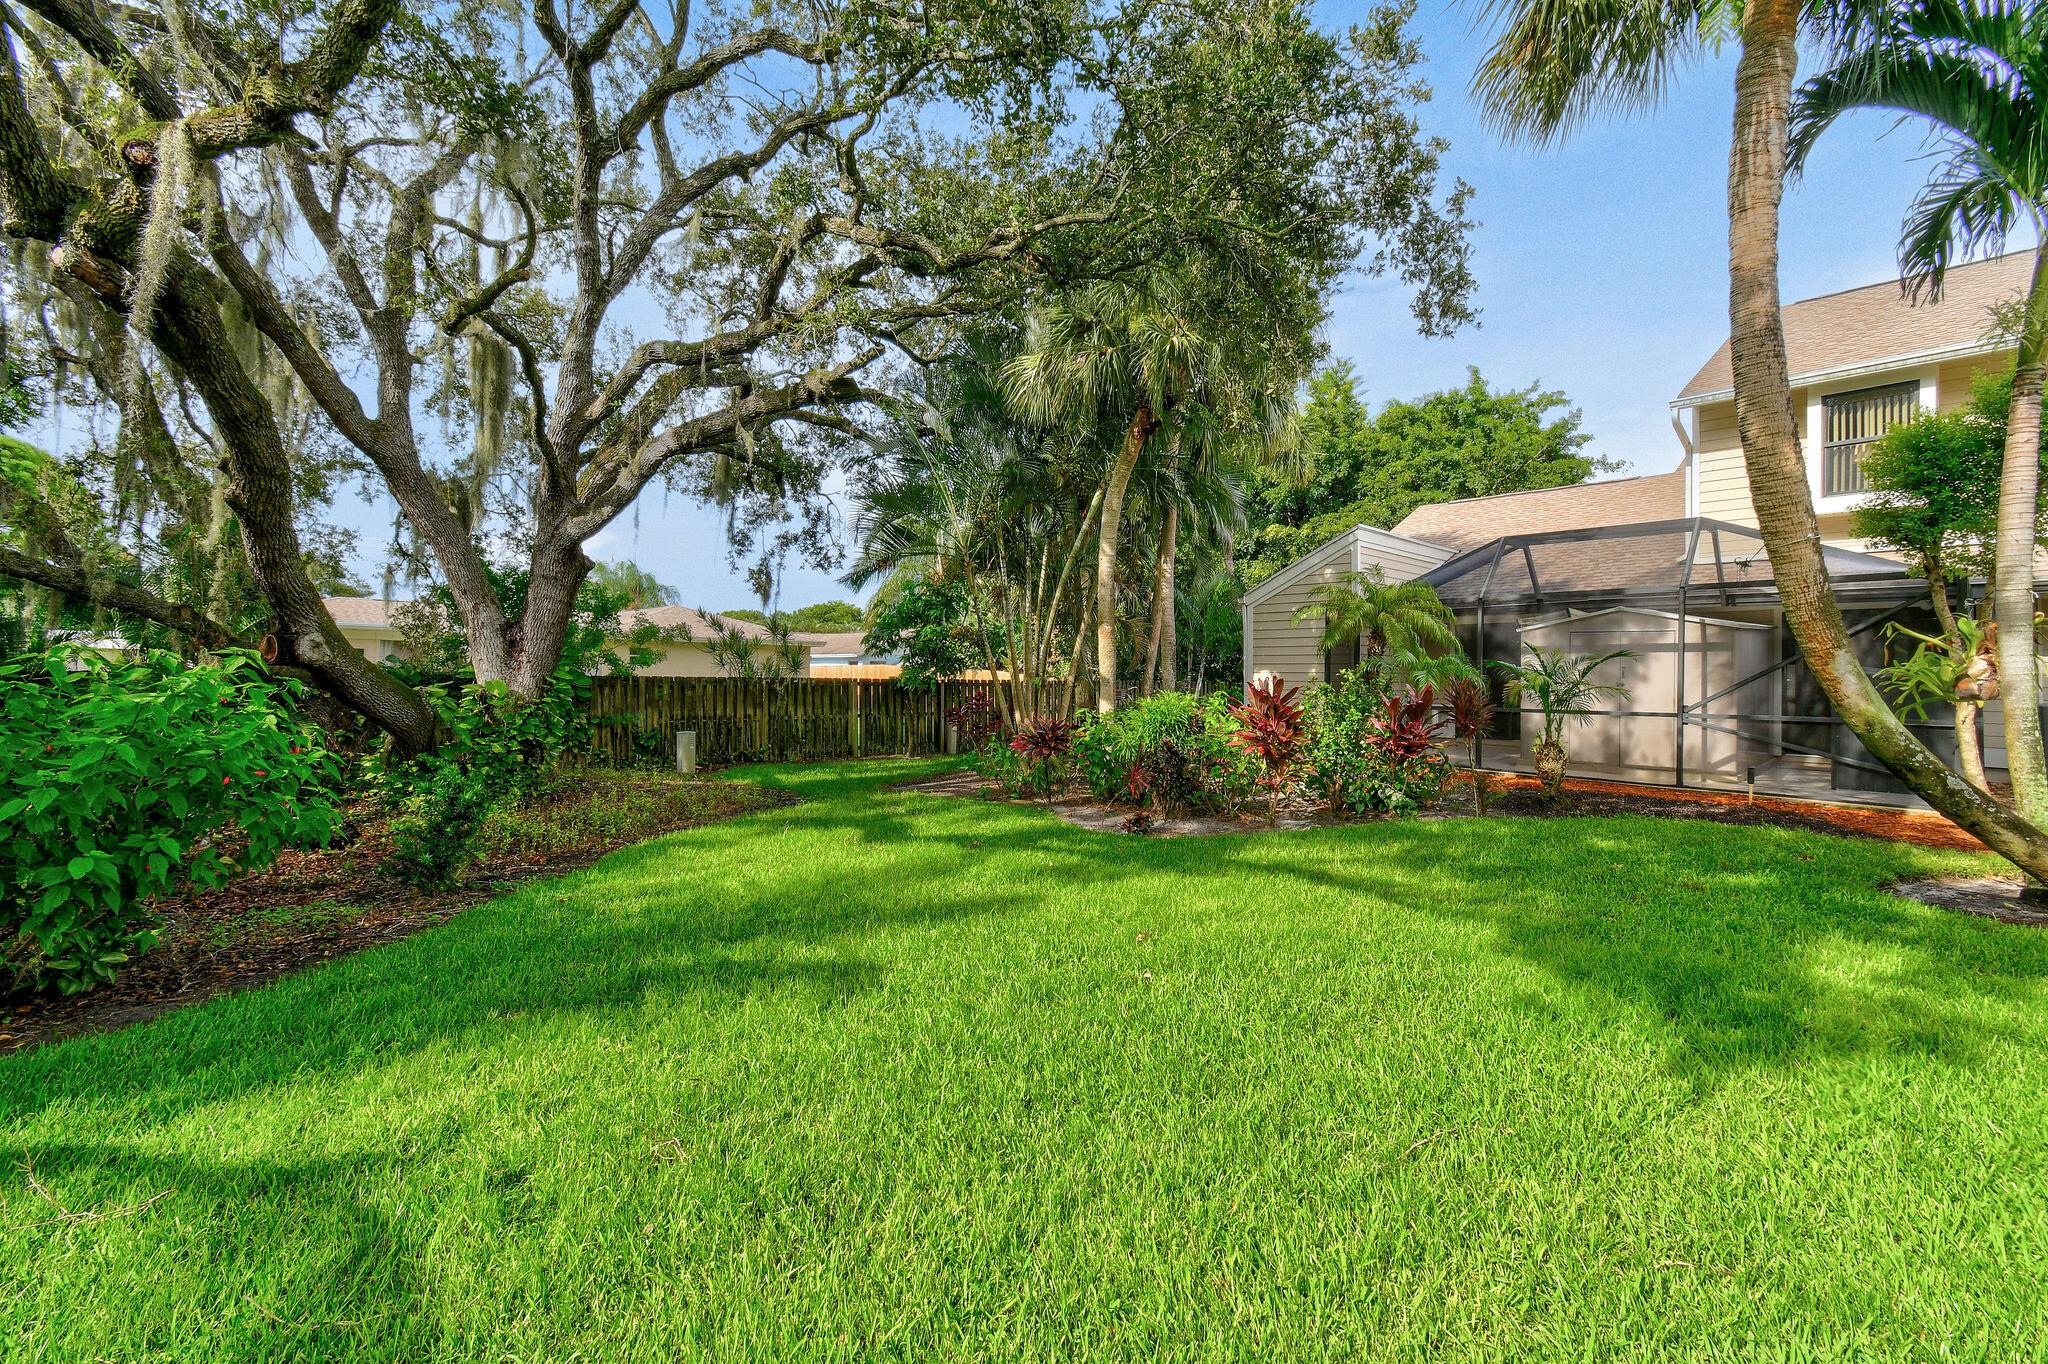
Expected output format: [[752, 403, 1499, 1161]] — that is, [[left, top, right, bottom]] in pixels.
[[586, 675, 1004, 766]]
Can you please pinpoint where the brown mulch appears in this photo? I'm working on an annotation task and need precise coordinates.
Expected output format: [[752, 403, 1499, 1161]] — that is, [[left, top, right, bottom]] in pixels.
[[902, 767, 1987, 852], [1, 772, 795, 1056], [1462, 773, 1989, 852]]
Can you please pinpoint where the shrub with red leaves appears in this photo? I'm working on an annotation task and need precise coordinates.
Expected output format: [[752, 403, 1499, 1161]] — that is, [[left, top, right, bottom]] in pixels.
[[1368, 686, 1445, 761], [1007, 717, 1078, 801], [945, 690, 1002, 749], [1226, 678, 1305, 820]]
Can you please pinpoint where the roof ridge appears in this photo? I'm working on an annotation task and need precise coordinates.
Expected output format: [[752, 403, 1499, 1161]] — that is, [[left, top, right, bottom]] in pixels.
[[1776, 246, 2033, 311], [1399, 467, 1681, 516]]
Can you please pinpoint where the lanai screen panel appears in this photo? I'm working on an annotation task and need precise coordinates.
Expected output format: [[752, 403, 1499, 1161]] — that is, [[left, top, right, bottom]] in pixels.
[[1424, 518, 1912, 610]]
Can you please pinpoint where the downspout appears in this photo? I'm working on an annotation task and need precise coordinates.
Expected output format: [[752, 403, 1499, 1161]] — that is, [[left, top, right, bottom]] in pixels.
[[1671, 409, 1697, 517]]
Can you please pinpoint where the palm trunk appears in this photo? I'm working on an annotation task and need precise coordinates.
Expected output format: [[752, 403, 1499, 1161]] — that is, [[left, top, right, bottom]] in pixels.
[[1956, 702, 1989, 792], [1158, 503, 1179, 693], [1726, 3, 2048, 880], [1139, 504, 1177, 697], [1993, 246, 2048, 824], [1094, 407, 1152, 713]]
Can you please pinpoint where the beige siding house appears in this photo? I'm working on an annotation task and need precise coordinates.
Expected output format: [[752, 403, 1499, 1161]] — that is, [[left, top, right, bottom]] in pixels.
[[1673, 249, 2027, 550], [1240, 526, 1450, 688], [1239, 251, 2034, 806], [323, 598, 810, 677]]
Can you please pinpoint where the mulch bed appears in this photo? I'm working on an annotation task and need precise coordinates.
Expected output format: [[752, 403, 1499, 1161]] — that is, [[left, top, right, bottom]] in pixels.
[[901, 768, 1987, 852], [1, 772, 794, 1056]]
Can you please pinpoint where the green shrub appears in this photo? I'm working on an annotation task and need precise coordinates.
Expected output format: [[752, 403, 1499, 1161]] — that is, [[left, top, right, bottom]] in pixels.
[[0, 648, 340, 993], [1075, 692, 1256, 814], [1302, 669, 1451, 816], [973, 737, 1029, 796], [363, 668, 591, 888]]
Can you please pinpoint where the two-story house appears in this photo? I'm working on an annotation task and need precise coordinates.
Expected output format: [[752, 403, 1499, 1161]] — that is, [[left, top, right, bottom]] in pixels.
[[1241, 251, 2033, 805], [1672, 250, 2028, 550]]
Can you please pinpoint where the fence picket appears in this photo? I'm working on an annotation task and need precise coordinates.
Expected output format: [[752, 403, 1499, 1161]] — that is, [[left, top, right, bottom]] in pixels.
[[587, 676, 1004, 766]]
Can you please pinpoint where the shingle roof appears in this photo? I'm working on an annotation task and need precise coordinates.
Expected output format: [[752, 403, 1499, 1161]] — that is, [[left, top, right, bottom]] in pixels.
[[626, 605, 779, 640], [793, 631, 869, 656], [321, 596, 400, 628], [1389, 469, 1688, 555], [320, 598, 789, 644], [1676, 250, 2031, 402]]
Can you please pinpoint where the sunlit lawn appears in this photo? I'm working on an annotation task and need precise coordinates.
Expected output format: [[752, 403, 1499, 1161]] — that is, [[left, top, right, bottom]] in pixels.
[[5, 759, 2046, 1361]]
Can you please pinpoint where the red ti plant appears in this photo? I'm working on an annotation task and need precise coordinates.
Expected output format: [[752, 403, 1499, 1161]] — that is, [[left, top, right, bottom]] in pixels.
[[1008, 717, 1078, 803], [1369, 686, 1445, 761], [1442, 674, 1497, 814], [1227, 677, 1306, 823]]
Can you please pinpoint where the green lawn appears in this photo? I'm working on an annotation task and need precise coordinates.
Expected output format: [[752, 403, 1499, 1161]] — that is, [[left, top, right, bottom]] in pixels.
[[6, 761, 2047, 1361]]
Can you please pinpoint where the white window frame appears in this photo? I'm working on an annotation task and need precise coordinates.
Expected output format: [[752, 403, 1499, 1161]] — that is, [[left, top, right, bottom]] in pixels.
[[1807, 365, 1936, 516]]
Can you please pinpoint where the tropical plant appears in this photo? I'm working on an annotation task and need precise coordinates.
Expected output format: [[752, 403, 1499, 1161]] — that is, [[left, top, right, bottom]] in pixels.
[[1294, 570, 1460, 675], [1475, 0, 2048, 881], [1301, 670, 1450, 816], [1494, 647, 1636, 801], [1879, 616, 2000, 791], [945, 691, 1004, 751], [1792, 0, 2048, 827], [865, 577, 978, 691], [0, 648, 339, 993], [1227, 677, 1308, 822], [1008, 719, 1080, 804], [1443, 672, 1500, 814], [586, 561, 677, 610], [702, 615, 806, 682], [1072, 691, 1255, 815], [1851, 369, 2010, 612]]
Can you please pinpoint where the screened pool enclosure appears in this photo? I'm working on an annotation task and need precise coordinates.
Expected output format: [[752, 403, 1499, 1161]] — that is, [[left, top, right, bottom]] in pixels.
[[1409, 518, 2001, 805]]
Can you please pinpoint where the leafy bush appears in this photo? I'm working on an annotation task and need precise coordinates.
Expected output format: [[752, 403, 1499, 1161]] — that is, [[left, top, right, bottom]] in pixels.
[[1007, 717, 1078, 801], [1227, 677, 1307, 820], [363, 668, 591, 888], [0, 649, 339, 993], [973, 736, 1029, 796], [946, 689, 1003, 749], [1073, 691, 1255, 814], [1302, 669, 1451, 817]]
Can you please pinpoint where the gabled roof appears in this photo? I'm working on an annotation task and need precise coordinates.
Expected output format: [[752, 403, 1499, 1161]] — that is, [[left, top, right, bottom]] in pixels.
[[1675, 250, 2030, 404], [1390, 468, 1687, 555], [1239, 524, 1451, 608]]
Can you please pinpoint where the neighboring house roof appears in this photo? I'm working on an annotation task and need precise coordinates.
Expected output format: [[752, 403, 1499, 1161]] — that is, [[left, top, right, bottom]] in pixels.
[[319, 598, 790, 644], [322, 596, 401, 628], [1675, 249, 2031, 404], [794, 630, 869, 657], [1389, 469, 1687, 555], [626, 605, 781, 641]]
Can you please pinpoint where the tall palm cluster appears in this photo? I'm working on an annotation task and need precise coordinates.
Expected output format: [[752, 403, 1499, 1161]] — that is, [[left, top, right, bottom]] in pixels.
[[849, 271, 1307, 723]]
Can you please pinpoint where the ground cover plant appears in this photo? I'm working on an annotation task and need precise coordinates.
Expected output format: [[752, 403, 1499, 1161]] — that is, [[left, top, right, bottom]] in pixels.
[[0, 769, 788, 1053], [2, 759, 2043, 1359]]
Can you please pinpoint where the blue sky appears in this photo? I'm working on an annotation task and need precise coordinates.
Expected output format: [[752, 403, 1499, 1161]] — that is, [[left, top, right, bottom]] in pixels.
[[415, 7, 1975, 613]]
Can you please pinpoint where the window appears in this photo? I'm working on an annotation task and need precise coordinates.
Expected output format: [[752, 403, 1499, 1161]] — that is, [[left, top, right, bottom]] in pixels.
[[1821, 381, 1919, 496]]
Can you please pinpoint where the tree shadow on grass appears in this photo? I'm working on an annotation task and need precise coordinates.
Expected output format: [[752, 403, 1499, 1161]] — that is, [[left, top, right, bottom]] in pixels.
[[1210, 810, 2048, 1085]]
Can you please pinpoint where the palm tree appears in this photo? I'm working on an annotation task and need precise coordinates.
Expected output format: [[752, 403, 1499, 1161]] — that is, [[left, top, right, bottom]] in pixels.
[[1293, 570, 1459, 676], [1494, 646, 1637, 800], [1788, 0, 2048, 825], [1005, 279, 1226, 711], [1475, 0, 2048, 881]]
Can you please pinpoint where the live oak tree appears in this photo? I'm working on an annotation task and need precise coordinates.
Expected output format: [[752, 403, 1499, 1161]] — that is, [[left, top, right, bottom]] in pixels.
[[0, 0, 1472, 754]]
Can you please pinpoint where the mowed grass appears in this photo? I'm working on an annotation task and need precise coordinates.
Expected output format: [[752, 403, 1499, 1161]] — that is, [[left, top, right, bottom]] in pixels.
[[5, 761, 2047, 1362]]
